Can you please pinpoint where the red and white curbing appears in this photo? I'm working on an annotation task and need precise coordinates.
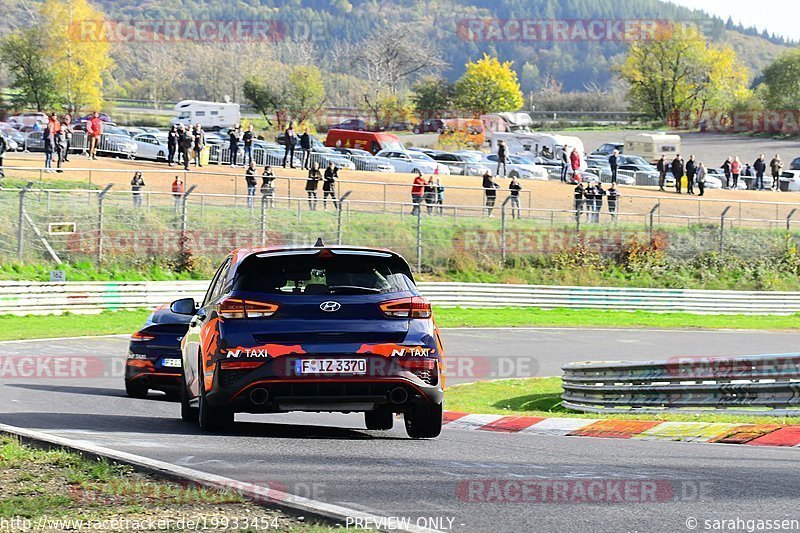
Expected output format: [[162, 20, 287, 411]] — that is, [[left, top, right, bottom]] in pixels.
[[442, 411, 800, 447]]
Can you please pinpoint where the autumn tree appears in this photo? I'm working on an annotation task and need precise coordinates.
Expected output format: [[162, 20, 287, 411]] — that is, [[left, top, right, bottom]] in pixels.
[[761, 49, 800, 110], [410, 76, 454, 119], [617, 25, 749, 120], [40, 0, 113, 112], [0, 28, 57, 111], [454, 55, 524, 116]]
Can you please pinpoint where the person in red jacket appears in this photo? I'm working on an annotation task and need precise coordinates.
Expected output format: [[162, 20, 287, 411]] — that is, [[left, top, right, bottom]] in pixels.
[[731, 156, 741, 189], [569, 147, 581, 180], [171, 175, 184, 212], [86, 111, 103, 160], [411, 170, 425, 216]]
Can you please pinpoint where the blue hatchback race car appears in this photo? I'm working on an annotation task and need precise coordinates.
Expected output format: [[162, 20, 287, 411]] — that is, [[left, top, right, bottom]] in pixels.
[[170, 242, 445, 438], [125, 304, 192, 400]]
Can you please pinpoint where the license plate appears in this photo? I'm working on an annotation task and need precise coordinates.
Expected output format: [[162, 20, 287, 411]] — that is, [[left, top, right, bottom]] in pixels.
[[296, 358, 366, 375], [161, 358, 182, 368]]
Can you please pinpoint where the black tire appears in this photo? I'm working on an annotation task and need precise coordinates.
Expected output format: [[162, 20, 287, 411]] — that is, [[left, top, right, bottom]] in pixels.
[[125, 381, 148, 399], [365, 408, 394, 430], [180, 373, 198, 422], [164, 390, 180, 402], [404, 402, 443, 439], [198, 365, 233, 431], [157, 150, 165, 161], [413, 128, 420, 134]]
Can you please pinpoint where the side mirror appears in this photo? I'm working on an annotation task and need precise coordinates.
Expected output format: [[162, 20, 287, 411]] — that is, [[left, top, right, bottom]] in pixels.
[[170, 297, 197, 315]]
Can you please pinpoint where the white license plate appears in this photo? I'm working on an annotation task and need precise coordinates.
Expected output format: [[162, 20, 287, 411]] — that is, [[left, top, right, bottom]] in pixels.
[[296, 358, 366, 375], [162, 358, 182, 368]]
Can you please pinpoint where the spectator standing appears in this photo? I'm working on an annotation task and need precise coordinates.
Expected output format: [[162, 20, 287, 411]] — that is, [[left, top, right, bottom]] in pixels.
[[496, 140, 507, 177], [192, 124, 205, 167], [242, 124, 254, 167], [245, 162, 257, 208], [593, 181, 605, 223], [411, 171, 425, 216], [770, 154, 782, 191], [54, 127, 65, 172], [754, 154, 766, 191], [283, 122, 297, 168], [509, 176, 522, 219], [424, 176, 436, 215], [482, 171, 498, 217], [609, 149, 619, 184], [560, 147, 569, 182], [685, 155, 696, 195], [300, 129, 312, 170], [62, 114, 73, 162], [731, 156, 741, 189], [323, 161, 338, 210], [744, 163, 752, 177], [228, 125, 241, 167], [167, 124, 178, 166], [306, 161, 321, 210], [656, 155, 666, 191], [86, 111, 103, 160], [671, 155, 684, 194], [130, 171, 145, 208], [607, 182, 619, 220], [435, 178, 445, 215], [573, 182, 585, 223], [722, 157, 732, 189], [43, 120, 54, 172], [583, 181, 596, 223], [696, 162, 706, 197], [171, 176, 184, 212], [261, 165, 275, 208], [569, 148, 581, 181], [177, 126, 192, 171], [0, 133, 7, 180]]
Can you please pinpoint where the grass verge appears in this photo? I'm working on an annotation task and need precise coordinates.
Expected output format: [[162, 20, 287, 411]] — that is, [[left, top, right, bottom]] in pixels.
[[0, 435, 329, 530], [2, 306, 800, 342], [444, 377, 800, 425]]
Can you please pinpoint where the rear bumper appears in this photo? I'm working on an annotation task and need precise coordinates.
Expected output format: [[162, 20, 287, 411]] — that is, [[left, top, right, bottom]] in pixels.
[[125, 366, 181, 391]]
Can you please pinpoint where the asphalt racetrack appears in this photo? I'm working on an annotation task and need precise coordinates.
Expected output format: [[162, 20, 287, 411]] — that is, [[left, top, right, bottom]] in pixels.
[[0, 328, 798, 532]]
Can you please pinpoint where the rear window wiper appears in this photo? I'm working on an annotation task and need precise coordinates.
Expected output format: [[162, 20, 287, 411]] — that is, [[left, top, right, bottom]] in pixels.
[[326, 285, 382, 294]]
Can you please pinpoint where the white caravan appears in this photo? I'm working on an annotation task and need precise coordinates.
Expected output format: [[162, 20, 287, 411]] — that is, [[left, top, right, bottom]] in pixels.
[[170, 100, 241, 130], [623, 132, 681, 163]]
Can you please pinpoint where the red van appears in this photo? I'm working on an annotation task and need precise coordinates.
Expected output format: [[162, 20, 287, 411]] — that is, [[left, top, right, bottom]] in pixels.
[[325, 130, 405, 155]]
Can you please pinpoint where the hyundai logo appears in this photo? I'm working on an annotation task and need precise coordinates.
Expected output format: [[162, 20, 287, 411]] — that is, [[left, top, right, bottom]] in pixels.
[[320, 301, 341, 312]]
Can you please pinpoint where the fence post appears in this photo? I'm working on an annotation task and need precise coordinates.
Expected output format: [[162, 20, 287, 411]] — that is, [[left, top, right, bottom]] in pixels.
[[787, 208, 797, 232], [649, 204, 659, 241], [416, 208, 422, 272], [96, 184, 113, 264], [719, 206, 732, 254], [337, 191, 353, 245], [16, 182, 33, 262], [383, 183, 387, 214], [260, 194, 267, 246], [180, 185, 198, 260], [501, 197, 512, 263]]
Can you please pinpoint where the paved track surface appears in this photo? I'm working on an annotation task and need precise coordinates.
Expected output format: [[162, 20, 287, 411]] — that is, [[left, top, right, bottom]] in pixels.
[[1, 329, 798, 532]]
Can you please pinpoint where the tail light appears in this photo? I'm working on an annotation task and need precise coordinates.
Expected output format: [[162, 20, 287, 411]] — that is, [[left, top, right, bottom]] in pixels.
[[220, 361, 265, 370], [395, 357, 438, 385], [131, 331, 155, 342], [218, 298, 279, 319], [380, 297, 432, 319]]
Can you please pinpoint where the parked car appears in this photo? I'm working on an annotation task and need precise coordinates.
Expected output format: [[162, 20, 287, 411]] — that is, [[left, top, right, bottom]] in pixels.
[[585, 158, 636, 186], [325, 130, 405, 155], [332, 147, 396, 172], [789, 157, 800, 171], [328, 118, 368, 131], [121, 126, 147, 138], [132, 133, 170, 161], [386, 121, 413, 131], [3, 127, 29, 150], [413, 119, 445, 134], [8, 112, 48, 128], [429, 151, 490, 176], [481, 154, 549, 180], [591, 142, 624, 156], [780, 170, 800, 192], [374, 150, 450, 175]]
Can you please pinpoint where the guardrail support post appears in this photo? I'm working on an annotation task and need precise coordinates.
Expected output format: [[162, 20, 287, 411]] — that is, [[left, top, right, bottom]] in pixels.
[[96, 184, 113, 264], [17, 182, 33, 262], [337, 191, 353, 245], [719, 205, 732, 254], [649, 204, 659, 241], [787, 208, 797, 232], [416, 207, 422, 272]]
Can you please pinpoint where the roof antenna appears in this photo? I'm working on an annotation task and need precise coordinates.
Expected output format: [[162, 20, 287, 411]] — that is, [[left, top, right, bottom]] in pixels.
[[314, 237, 325, 247]]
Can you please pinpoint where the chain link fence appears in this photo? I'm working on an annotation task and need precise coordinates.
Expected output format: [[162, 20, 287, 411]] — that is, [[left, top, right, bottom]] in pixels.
[[4, 182, 800, 273]]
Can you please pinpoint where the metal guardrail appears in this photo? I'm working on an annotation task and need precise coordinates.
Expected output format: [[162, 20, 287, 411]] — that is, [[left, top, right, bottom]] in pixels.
[[3, 281, 800, 316], [562, 353, 800, 416]]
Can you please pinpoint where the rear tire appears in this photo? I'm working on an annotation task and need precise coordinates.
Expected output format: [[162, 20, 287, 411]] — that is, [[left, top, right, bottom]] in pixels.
[[404, 402, 443, 439], [180, 374, 198, 422], [198, 370, 233, 431], [125, 381, 148, 399], [365, 408, 394, 430]]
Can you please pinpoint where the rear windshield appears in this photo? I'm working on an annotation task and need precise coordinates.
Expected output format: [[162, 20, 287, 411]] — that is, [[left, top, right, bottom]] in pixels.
[[233, 252, 415, 296]]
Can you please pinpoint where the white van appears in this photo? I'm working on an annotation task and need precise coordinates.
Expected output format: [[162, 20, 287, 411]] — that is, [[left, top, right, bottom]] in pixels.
[[488, 131, 586, 169], [170, 100, 241, 130], [624, 132, 681, 163]]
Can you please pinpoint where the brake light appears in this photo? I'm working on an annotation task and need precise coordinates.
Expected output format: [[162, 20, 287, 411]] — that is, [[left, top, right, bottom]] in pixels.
[[131, 331, 155, 342], [220, 361, 265, 370], [218, 298, 279, 319], [394, 358, 436, 370], [380, 297, 432, 319]]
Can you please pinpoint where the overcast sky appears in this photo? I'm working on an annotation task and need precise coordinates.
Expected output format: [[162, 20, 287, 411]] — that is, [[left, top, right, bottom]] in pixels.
[[666, 0, 800, 42]]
